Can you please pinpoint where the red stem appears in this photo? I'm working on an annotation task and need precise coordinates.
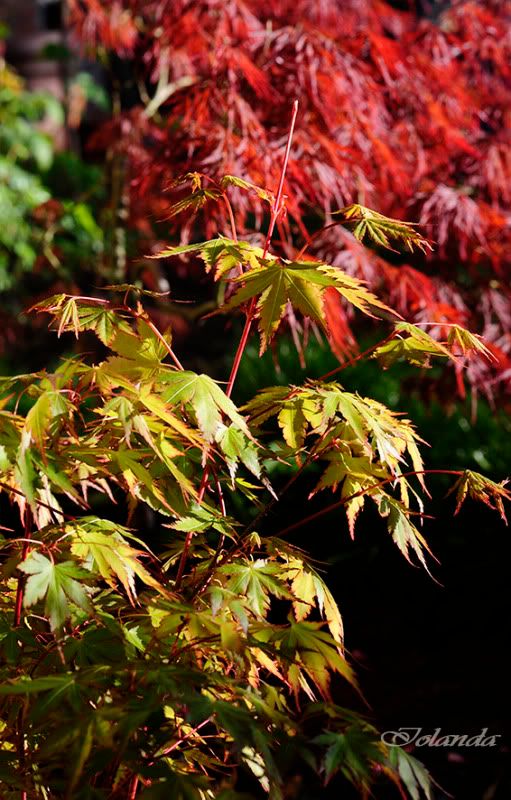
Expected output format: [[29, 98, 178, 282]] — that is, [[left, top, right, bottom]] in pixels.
[[174, 465, 210, 589], [128, 775, 139, 800], [226, 100, 298, 399], [294, 220, 340, 262], [274, 469, 463, 539], [14, 509, 32, 627], [222, 193, 238, 244], [319, 330, 397, 381], [174, 101, 298, 588], [158, 716, 212, 758]]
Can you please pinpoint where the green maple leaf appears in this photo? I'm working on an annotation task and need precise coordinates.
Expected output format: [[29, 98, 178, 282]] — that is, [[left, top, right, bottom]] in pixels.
[[373, 322, 454, 368], [388, 748, 433, 800], [219, 258, 396, 353], [446, 325, 494, 360], [336, 204, 431, 253], [216, 424, 261, 479], [219, 260, 324, 352], [380, 496, 433, 570], [165, 187, 222, 218], [18, 551, 92, 630], [25, 390, 74, 450], [161, 371, 250, 442], [277, 620, 355, 696], [220, 174, 274, 204], [150, 236, 264, 279], [287, 558, 344, 646], [69, 517, 168, 603], [74, 304, 130, 346], [315, 727, 383, 786], [312, 453, 387, 495], [277, 402, 308, 449], [221, 560, 292, 617], [14, 433, 38, 508]]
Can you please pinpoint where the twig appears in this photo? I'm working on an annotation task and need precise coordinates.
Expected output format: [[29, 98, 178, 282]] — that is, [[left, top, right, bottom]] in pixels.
[[273, 469, 462, 539], [318, 329, 397, 381], [128, 775, 139, 800], [143, 49, 195, 119], [207, 468, 462, 571], [174, 466, 211, 589], [14, 508, 33, 627], [174, 100, 299, 588], [157, 716, 213, 758], [225, 100, 299, 400], [0, 480, 81, 520]]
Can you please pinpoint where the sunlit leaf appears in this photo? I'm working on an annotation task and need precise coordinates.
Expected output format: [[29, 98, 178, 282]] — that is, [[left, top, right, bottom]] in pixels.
[[69, 517, 167, 603], [161, 371, 250, 442], [448, 470, 511, 522], [18, 551, 92, 630], [336, 204, 431, 253]]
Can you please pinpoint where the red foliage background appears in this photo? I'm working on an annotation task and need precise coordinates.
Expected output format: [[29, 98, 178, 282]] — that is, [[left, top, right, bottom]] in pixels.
[[68, 0, 511, 399]]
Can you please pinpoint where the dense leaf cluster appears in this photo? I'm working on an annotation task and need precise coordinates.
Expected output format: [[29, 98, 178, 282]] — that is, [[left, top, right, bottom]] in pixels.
[[1, 171, 508, 798]]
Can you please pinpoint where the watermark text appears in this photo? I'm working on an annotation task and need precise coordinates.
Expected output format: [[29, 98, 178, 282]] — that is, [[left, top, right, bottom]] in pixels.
[[381, 727, 501, 748]]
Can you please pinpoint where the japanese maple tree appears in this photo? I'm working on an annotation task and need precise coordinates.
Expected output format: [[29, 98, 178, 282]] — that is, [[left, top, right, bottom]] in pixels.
[[0, 105, 509, 799]]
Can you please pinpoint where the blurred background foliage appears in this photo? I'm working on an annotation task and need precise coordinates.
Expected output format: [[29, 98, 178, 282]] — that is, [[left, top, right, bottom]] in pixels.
[[0, 55, 105, 365]]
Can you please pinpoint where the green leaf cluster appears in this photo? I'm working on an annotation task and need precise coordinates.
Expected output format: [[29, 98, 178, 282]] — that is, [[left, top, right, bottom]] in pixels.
[[0, 173, 503, 799]]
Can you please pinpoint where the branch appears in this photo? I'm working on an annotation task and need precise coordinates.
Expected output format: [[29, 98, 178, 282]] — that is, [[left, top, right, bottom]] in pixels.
[[14, 508, 33, 627], [274, 469, 463, 539], [143, 49, 195, 119], [0, 480, 80, 520], [225, 99, 299, 400], [174, 101, 299, 588], [318, 329, 397, 381]]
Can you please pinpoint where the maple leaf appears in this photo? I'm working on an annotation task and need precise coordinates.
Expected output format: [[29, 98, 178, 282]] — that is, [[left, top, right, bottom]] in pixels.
[[312, 453, 387, 496], [388, 748, 433, 800], [379, 496, 433, 571], [69, 517, 167, 603], [103, 283, 172, 298], [275, 620, 355, 698], [216, 423, 261, 480], [448, 470, 511, 522], [286, 558, 344, 647], [32, 295, 140, 348], [164, 187, 222, 219], [220, 174, 274, 205], [24, 390, 74, 452], [18, 551, 92, 631], [71, 303, 131, 346], [315, 728, 384, 787], [149, 237, 264, 279], [220, 560, 293, 617], [160, 371, 251, 442], [336, 205, 431, 253], [373, 322, 454, 368], [220, 257, 396, 353], [446, 325, 495, 360]]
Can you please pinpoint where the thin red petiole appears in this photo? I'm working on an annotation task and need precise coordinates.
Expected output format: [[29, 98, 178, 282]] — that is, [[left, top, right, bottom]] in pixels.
[[319, 330, 397, 381]]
